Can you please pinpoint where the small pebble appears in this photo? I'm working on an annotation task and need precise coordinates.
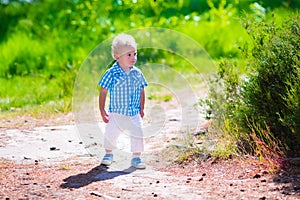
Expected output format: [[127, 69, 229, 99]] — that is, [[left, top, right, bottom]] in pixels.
[[253, 174, 261, 179]]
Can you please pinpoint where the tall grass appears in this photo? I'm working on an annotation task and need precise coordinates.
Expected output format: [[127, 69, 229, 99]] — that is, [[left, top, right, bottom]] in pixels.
[[0, 32, 46, 77], [0, 76, 70, 111], [0, 31, 81, 113]]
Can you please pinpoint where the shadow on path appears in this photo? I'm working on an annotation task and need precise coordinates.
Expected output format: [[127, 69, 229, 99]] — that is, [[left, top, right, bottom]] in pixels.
[[60, 165, 136, 189], [273, 159, 300, 195]]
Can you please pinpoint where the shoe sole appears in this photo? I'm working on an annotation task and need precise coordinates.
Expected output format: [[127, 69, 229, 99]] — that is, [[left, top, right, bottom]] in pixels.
[[101, 161, 112, 166], [132, 165, 146, 169]]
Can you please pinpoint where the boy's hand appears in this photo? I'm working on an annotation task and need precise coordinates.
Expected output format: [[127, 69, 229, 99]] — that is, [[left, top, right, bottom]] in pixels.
[[140, 109, 144, 118], [101, 110, 109, 123], [99, 87, 109, 123]]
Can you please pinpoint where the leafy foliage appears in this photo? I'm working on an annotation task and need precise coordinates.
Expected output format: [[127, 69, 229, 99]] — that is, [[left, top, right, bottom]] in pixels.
[[241, 14, 300, 156], [203, 13, 300, 157]]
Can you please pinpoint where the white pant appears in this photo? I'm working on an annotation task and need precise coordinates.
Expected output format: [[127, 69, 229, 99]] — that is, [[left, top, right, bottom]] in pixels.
[[104, 113, 144, 153]]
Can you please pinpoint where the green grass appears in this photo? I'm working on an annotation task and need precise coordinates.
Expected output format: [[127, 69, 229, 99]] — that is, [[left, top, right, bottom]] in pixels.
[[0, 32, 46, 77], [0, 76, 71, 113], [0, 1, 297, 118]]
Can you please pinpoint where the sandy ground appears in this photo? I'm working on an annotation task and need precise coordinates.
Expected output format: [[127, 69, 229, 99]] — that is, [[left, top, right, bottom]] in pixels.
[[0, 98, 300, 199]]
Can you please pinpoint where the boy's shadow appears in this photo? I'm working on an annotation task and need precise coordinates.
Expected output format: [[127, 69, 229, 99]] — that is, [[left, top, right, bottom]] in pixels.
[[60, 165, 136, 189]]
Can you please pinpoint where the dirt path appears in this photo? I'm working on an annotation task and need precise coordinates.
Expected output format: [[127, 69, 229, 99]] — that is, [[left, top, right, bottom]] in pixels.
[[0, 109, 300, 199]]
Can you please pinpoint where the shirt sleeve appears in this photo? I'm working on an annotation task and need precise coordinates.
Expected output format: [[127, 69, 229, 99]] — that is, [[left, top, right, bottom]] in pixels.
[[98, 69, 112, 89], [140, 72, 148, 89]]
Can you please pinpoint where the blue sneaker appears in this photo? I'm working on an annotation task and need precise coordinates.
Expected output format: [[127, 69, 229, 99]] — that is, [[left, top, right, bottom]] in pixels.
[[101, 154, 113, 166], [131, 157, 146, 169]]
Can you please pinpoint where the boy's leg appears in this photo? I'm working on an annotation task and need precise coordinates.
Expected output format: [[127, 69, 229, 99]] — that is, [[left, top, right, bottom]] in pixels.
[[130, 114, 144, 153], [101, 113, 122, 165], [129, 114, 146, 169], [133, 152, 141, 157], [103, 113, 122, 151]]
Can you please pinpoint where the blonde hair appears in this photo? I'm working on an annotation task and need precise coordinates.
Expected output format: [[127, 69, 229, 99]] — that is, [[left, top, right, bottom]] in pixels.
[[112, 33, 137, 59]]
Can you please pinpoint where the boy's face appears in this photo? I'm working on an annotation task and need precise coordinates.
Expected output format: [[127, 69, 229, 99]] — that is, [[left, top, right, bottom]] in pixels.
[[117, 47, 137, 67]]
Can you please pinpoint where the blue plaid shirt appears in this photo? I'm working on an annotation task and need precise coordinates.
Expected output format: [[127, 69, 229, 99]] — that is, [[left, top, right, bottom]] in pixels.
[[98, 62, 147, 116]]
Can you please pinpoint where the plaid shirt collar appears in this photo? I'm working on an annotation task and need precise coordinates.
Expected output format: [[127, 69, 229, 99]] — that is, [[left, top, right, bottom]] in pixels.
[[112, 61, 137, 75]]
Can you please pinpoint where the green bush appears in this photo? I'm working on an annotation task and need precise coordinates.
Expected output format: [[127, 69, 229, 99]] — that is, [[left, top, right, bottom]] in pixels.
[[203, 13, 300, 157], [241, 14, 300, 156]]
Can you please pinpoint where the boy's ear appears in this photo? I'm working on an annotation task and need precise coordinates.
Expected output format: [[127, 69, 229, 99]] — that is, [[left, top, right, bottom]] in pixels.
[[113, 53, 119, 60]]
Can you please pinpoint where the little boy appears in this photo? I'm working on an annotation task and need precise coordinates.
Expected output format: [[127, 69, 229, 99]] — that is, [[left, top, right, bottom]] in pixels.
[[98, 33, 147, 169]]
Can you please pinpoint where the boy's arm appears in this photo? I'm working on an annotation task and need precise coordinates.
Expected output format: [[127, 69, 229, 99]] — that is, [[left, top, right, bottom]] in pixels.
[[99, 87, 109, 123], [140, 88, 145, 118]]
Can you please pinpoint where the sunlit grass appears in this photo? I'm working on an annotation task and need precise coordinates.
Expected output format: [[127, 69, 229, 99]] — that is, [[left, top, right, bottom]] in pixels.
[[0, 76, 70, 112], [0, 32, 46, 77], [0, 1, 296, 119]]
